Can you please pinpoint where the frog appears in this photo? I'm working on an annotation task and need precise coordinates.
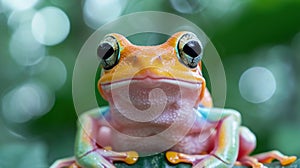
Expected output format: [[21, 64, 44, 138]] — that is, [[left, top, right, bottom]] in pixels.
[[51, 31, 297, 168]]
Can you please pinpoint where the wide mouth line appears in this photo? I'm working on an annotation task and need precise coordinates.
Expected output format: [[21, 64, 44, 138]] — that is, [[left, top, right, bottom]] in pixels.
[[100, 76, 202, 90]]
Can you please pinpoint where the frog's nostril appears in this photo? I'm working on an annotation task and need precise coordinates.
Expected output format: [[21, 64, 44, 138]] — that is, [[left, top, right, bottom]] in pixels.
[[133, 69, 153, 78], [133, 68, 173, 79], [156, 55, 162, 61]]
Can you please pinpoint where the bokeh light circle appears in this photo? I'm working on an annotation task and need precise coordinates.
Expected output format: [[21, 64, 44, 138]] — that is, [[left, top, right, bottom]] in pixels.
[[1, 81, 55, 123], [1, 0, 39, 11], [33, 56, 67, 91], [7, 9, 36, 29], [169, 0, 206, 14], [83, 0, 125, 29], [9, 23, 45, 66], [239, 67, 276, 103], [31, 6, 70, 46]]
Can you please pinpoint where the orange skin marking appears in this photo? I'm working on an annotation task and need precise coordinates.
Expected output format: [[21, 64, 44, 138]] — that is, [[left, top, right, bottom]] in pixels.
[[98, 32, 206, 105]]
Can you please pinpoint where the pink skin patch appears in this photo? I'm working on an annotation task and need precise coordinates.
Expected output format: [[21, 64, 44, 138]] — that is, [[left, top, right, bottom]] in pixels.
[[97, 77, 207, 154]]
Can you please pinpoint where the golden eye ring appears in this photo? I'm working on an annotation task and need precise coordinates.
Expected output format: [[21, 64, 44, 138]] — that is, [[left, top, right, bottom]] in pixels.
[[177, 32, 203, 68], [97, 35, 120, 70]]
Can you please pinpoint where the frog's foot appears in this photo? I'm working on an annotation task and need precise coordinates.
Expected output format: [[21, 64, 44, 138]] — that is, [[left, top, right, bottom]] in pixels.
[[77, 146, 138, 168], [68, 162, 81, 168], [166, 151, 229, 167], [50, 157, 77, 168], [103, 147, 139, 165], [236, 150, 297, 168], [94, 146, 138, 164], [251, 150, 297, 166], [166, 151, 206, 165], [235, 156, 265, 168]]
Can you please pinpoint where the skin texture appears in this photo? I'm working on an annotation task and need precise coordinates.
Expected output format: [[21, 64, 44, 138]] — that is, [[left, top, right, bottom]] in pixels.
[[51, 32, 297, 168]]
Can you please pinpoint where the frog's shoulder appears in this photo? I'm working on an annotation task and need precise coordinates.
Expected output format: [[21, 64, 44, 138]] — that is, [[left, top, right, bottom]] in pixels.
[[196, 106, 242, 123], [80, 106, 110, 118], [199, 88, 213, 108], [98, 106, 110, 115], [196, 106, 211, 119], [195, 106, 225, 123]]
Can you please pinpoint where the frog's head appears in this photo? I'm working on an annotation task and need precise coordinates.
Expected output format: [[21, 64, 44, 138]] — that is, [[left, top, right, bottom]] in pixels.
[[97, 32, 206, 112]]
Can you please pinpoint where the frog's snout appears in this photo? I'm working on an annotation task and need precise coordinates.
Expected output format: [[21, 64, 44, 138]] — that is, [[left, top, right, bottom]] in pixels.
[[132, 67, 175, 80]]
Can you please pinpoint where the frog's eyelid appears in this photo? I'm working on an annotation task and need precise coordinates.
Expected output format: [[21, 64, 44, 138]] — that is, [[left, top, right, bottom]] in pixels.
[[169, 31, 207, 49], [104, 33, 133, 47]]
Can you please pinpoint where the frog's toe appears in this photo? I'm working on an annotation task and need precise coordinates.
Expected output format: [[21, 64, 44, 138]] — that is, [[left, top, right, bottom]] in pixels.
[[280, 156, 297, 166], [250, 150, 297, 166], [166, 151, 181, 164], [166, 151, 206, 165], [252, 163, 265, 168], [237, 156, 265, 168], [50, 157, 77, 168], [192, 155, 229, 168], [68, 162, 81, 168], [124, 151, 139, 165]]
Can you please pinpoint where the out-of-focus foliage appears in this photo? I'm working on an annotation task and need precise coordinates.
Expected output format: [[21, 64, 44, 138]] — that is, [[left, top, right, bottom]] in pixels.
[[0, 0, 300, 167]]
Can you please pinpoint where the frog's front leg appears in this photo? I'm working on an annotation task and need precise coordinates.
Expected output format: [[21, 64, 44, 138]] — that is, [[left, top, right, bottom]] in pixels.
[[167, 108, 241, 168], [75, 108, 138, 168]]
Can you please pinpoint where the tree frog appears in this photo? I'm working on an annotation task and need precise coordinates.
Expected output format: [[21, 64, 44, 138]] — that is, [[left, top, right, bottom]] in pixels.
[[51, 32, 296, 168]]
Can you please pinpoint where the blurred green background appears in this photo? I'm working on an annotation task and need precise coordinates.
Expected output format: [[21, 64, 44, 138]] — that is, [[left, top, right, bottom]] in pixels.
[[1, 0, 300, 167]]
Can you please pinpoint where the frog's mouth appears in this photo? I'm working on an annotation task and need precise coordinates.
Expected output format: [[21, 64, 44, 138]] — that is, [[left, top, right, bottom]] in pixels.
[[99, 77, 202, 111], [100, 76, 202, 90]]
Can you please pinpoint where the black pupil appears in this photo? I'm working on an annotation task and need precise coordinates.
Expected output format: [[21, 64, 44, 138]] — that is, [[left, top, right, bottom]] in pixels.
[[97, 43, 114, 60], [183, 40, 201, 57]]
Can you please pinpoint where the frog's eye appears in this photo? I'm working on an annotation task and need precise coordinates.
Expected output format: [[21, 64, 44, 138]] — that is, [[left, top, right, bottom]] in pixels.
[[97, 36, 120, 70], [177, 33, 203, 68]]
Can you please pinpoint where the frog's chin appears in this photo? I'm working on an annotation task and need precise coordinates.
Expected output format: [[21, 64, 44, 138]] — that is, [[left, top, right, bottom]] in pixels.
[[108, 99, 197, 125]]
